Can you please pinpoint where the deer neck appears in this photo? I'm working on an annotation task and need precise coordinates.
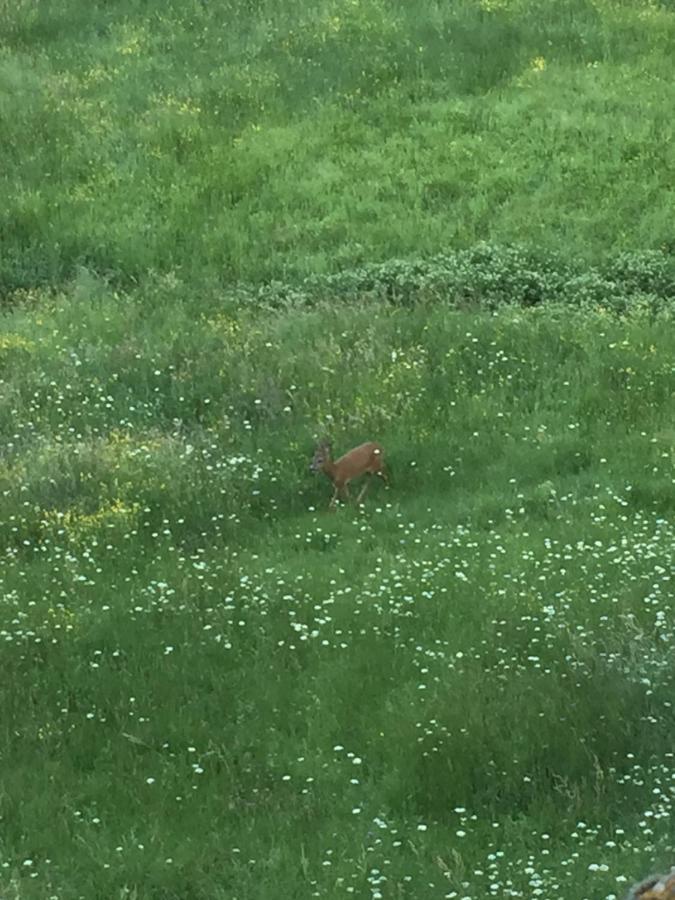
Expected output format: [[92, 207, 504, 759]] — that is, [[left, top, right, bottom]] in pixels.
[[322, 457, 337, 479]]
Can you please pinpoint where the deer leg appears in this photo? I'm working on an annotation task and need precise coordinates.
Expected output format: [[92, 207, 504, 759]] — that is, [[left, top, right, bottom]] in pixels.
[[356, 475, 371, 505], [329, 484, 339, 510], [330, 481, 348, 510]]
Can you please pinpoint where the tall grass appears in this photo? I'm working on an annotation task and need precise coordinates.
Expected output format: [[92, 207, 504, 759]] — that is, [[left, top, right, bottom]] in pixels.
[[1, 0, 674, 291]]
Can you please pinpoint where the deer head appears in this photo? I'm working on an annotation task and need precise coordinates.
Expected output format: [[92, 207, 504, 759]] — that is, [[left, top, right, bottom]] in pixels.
[[310, 439, 332, 473]]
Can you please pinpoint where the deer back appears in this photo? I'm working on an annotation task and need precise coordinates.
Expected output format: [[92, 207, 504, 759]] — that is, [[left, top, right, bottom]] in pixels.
[[334, 442, 384, 480]]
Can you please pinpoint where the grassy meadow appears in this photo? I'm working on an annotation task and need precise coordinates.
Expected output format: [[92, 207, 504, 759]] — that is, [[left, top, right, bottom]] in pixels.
[[1, 0, 674, 291], [1, 0, 675, 898]]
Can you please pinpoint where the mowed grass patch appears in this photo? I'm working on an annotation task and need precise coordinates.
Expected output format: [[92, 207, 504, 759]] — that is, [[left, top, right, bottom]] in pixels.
[[0, 288, 674, 897]]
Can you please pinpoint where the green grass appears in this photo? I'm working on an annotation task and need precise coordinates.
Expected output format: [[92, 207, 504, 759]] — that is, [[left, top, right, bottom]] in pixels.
[[1, 0, 674, 291], [1, 0, 674, 896], [0, 291, 674, 898]]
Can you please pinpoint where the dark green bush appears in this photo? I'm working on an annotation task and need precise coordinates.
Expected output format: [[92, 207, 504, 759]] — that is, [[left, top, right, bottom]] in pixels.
[[248, 243, 674, 313]]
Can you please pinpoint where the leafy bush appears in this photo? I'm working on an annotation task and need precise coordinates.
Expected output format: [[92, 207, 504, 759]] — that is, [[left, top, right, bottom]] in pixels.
[[248, 243, 674, 314]]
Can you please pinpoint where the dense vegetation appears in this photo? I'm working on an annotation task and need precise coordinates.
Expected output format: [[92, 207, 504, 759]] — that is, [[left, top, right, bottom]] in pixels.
[[0, 1, 673, 898]]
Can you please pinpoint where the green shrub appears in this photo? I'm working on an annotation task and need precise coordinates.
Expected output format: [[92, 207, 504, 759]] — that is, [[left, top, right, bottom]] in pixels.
[[247, 243, 674, 313]]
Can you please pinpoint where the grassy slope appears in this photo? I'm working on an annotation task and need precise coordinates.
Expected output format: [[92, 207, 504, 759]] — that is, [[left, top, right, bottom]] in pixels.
[[0, 1, 674, 898], [1, 294, 674, 898], [1, 0, 674, 290]]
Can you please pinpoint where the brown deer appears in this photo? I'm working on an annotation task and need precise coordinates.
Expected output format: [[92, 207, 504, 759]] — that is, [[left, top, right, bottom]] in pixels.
[[310, 439, 388, 509], [627, 872, 675, 900]]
